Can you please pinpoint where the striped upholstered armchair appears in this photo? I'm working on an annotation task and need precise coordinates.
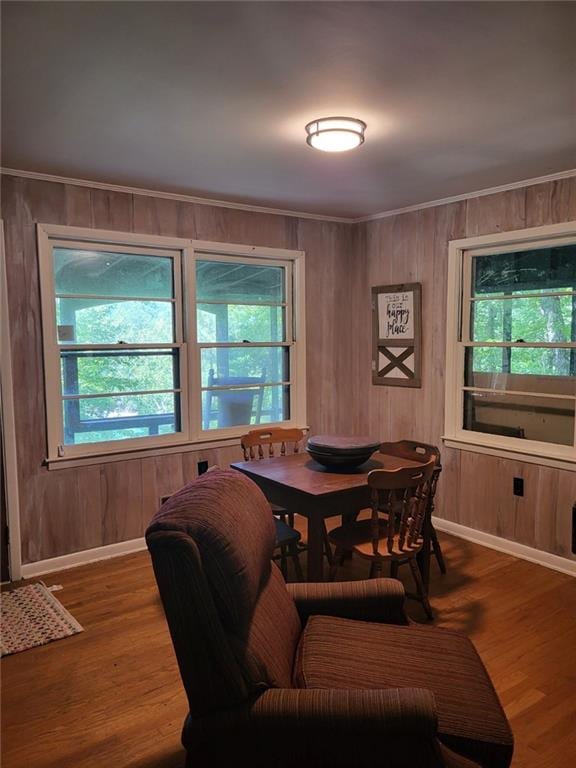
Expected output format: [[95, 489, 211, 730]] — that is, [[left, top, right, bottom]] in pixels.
[[146, 468, 512, 768]]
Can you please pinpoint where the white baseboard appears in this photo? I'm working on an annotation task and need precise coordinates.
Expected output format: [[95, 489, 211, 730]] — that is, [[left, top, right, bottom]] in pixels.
[[432, 517, 576, 577], [20, 537, 147, 579], [19, 518, 576, 580]]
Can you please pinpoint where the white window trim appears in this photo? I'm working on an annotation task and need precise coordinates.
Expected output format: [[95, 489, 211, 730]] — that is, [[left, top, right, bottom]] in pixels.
[[37, 225, 307, 467], [444, 220, 576, 469], [189, 240, 307, 440]]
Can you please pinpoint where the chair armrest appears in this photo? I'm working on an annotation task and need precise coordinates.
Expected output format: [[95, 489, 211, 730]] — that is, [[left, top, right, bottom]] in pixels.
[[287, 577, 408, 625]]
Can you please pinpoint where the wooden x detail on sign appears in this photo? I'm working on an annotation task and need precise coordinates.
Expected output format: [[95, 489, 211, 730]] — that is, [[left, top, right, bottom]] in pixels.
[[378, 346, 414, 378]]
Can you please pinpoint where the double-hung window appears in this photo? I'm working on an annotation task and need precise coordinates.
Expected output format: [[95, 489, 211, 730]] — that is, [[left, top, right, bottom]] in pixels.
[[195, 253, 292, 432], [38, 226, 305, 463], [445, 221, 576, 465]]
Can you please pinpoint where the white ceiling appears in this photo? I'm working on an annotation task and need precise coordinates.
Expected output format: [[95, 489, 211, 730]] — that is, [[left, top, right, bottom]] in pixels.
[[2, 1, 575, 218]]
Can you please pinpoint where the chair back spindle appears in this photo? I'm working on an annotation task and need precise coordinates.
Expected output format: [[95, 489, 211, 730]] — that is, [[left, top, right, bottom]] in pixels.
[[241, 428, 305, 461], [368, 461, 435, 557]]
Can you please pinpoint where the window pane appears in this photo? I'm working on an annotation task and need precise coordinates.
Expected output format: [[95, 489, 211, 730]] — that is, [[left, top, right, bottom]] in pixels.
[[197, 304, 284, 343], [60, 350, 179, 396], [196, 260, 285, 303], [56, 298, 174, 344], [202, 385, 289, 429], [471, 294, 575, 343], [463, 391, 574, 446], [200, 347, 288, 387], [472, 245, 576, 295], [63, 392, 179, 445], [466, 346, 575, 378], [54, 248, 173, 299], [465, 368, 575, 398]]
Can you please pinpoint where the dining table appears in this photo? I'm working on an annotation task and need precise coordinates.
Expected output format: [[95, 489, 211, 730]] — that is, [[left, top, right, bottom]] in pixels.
[[231, 450, 431, 583]]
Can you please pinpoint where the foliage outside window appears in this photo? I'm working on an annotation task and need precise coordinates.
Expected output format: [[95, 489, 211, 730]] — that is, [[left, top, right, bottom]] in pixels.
[[54, 245, 181, 447], [445, 225, 576, 464], [38, 227, 304, 461], [196, 258, 291, 430]]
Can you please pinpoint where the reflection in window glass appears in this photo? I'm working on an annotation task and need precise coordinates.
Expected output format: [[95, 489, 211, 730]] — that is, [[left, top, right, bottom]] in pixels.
[[202, 385, 289, 430], [472, 245, 576, 295], [463, 391, 574, 446], [196, 260, 284, 303], [54, 249, 173, 298]]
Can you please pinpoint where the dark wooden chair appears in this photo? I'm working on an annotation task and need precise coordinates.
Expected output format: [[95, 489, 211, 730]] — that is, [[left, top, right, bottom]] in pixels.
[[329, 458, 436, 619], [379, 440, 446, 575], [272, 517, 303, 582], [240, 428, 333, 575]]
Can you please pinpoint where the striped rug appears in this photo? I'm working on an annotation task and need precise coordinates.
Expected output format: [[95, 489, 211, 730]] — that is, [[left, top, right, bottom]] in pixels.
[[1, 583, 83, 656]]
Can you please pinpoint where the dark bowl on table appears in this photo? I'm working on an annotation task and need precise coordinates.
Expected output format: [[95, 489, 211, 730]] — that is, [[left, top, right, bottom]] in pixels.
[[305, 434, 381, 470]]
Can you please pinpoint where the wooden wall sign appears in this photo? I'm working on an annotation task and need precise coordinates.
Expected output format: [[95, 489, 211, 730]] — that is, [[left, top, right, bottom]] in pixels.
[[372, 282, 422, 387]]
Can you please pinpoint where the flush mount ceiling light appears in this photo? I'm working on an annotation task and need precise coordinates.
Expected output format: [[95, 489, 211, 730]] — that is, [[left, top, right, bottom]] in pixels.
[[305, 116, 366, 152]]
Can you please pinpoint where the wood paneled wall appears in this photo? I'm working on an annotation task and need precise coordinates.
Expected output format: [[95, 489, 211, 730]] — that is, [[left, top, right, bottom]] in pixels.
[[2, 174, 575, 565], [1, 176, 364, 563], [360, 178, 576, 560]]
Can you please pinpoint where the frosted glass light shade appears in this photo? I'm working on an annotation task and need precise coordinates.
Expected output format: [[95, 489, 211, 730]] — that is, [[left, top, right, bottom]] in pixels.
[[305, 117, 366, 152]]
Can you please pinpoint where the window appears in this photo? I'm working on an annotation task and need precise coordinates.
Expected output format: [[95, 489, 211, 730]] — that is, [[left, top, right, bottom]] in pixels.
[[196, 256, 291, 430], [38, 226, 306, 461], [445, 222, 576, 465]]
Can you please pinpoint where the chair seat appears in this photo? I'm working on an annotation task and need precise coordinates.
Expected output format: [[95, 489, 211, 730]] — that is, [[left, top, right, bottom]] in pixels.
[[274, 517, 301, 547], [294, 615, 513, 768], [329, 518, 423, 559]]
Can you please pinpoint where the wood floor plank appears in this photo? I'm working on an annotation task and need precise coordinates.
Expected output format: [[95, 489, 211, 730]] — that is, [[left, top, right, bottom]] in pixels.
[[1, 533, 576, 767]]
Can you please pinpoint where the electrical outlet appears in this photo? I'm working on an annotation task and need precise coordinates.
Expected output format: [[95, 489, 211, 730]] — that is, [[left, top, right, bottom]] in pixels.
[[513, 477, 524, 497]]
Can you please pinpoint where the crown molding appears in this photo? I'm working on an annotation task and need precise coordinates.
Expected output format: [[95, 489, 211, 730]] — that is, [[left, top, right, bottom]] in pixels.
[[355, 168, 576, 223], [0, 168, 350, 224], [2, 166, 575, 225]]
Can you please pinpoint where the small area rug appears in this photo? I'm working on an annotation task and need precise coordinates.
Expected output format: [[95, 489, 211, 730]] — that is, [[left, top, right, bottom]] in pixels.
[[1, 582, 83, 656]]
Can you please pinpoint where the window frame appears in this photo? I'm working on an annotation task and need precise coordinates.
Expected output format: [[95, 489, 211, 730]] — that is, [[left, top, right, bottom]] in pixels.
[[37, 225, 306, 465], [188, 240, 307, 441], [444, 220, 576, 468]]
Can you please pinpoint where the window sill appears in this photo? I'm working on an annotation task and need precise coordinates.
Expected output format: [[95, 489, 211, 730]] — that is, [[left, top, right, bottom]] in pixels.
[[442, 435, 576, 472], [45, 435, 244, 471], [46, 424, 310, 470]]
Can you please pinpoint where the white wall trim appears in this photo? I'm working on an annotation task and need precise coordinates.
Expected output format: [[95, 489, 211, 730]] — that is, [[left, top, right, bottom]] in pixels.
[[20, 537, 147, 579], [433, 516, 576, 577], [0, 168, 350, 224], [355, 169, 576, 222], [0, 220, 22, 581], [22, 516, 576, 580], [2, 167, 575, 225], [46, 436, 241, 470]]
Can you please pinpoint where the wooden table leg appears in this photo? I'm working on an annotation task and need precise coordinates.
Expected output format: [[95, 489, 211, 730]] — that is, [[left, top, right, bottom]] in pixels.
[[306, 513, 326, 582]]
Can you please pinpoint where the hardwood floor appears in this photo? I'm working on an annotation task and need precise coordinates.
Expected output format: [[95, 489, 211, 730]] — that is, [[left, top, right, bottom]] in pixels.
[[2, 533, 576, 768]]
